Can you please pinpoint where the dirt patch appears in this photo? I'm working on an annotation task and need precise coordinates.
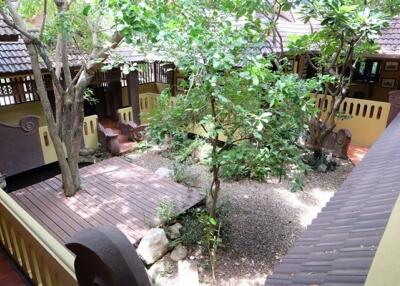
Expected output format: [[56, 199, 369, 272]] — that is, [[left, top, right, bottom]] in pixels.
[[125, 147, 353, 285]]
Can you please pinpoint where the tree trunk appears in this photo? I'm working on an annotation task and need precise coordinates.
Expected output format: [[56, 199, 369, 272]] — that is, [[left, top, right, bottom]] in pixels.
[[210, 163, 220, 219], [209, 95, 220, 219], [3, 0, 123, 197]]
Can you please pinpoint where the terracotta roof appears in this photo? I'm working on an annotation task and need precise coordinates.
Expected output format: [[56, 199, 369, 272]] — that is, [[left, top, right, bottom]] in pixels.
[[377, 16, 400, 56], [265, 114, 400, 285]]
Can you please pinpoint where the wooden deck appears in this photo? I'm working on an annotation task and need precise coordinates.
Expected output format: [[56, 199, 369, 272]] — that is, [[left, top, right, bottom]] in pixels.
[[0, 247, 30, 285], [10, 157, 203, 244]]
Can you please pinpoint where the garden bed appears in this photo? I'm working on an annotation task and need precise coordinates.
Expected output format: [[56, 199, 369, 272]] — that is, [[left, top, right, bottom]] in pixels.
[[125, 145, 353, 285]]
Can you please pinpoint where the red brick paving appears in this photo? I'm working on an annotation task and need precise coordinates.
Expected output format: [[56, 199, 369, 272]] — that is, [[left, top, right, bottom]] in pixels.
[[347, 144, 369, 165]]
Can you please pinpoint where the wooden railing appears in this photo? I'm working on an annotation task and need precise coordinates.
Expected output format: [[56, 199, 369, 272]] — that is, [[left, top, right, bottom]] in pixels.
[[118, 93, 158, 124], [140, 93, 158, 116], [121, 92, 390, 148], [316, 95, 390, 147], [117, 107, 134, 122], [0, 75, 40, 107], [39, 115, 99, 164], [170, 95, 391, 148], [82, 115, 98, 149], [134, 62, 171, 85], [0, 189, 77, 286]]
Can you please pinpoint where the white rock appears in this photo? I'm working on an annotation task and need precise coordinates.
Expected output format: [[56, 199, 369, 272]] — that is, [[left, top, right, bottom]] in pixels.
[[170, 245, 188, 261], [168, 223, 183, 239], [147, 257, 178, 286], [155, 167, 173, 178], [137, 228, 169, 265], [178, 260, 199, 286]]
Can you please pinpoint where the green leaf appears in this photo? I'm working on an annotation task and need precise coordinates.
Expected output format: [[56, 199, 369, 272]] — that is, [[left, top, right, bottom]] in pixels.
[[82, 4, 91, 16], [209, 217, 217, 225]]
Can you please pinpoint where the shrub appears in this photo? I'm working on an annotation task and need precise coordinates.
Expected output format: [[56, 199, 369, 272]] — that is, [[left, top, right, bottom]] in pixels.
[[171, 161, 195, 186], [156, 202, 176, 226]]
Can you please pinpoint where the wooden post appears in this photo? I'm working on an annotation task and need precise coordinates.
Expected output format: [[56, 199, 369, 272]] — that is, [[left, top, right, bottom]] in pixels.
[[154, 62, 157, 83], [387, 90, 400, 127], [127, 71, 141, 125], [167, 64, 175, 96], [107, 81, 123, 121]]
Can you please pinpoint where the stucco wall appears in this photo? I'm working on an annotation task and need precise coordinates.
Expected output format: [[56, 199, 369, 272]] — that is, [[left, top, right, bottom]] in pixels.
[[0, 102, 46, 126]]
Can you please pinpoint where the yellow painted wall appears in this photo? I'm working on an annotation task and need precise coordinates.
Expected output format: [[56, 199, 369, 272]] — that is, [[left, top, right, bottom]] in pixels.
[[39, 115, 99, 164], [365, 194, 400, 286], [117, 93, 159, 124], [121, 87, 130, 107], [156, 83, 170, 93], [317, 95, 390, 147], [39, 126, 58, 164], [0, 102, 46, 126], [117, 107, 133, 122], [139, 83, 158, 94], [82, 115, 98, 149]]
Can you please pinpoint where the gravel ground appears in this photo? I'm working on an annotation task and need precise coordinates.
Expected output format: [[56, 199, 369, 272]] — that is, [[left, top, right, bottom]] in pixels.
[[125, 146, 353, 285]]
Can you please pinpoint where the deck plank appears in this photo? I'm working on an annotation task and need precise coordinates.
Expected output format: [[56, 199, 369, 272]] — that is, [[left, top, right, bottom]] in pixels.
[[10, 157, 203, 244]]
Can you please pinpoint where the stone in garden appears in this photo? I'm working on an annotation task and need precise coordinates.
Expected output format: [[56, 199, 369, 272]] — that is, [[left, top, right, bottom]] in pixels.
[[317, 163, 328, 173], [170, 245, 188, 261], [79, 155, 96, 164], [137, 228, 169, 265], [147, 256, 178, 286], [168, 223, 183, 239], [79, 148, 97, 164], [79, 148, 95, 156], [155, 167, 173, 178], [322, 128, 351, 158], [178, 260, 199, 286]]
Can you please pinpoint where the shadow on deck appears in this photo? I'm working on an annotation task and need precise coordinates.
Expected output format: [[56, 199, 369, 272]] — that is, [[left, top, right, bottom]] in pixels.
[[10, 157, 203, 244]]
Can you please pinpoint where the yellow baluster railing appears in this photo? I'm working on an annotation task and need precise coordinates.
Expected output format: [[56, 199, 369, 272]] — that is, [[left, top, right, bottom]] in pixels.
[[0, 190, 77, 286], [39, 115, 99, 164], [316, 95, 390, 147]]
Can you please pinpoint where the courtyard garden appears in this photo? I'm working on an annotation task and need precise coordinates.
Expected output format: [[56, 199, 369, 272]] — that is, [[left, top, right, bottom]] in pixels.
[[0, 0, 398, 285], [124, 139, 353, 285]]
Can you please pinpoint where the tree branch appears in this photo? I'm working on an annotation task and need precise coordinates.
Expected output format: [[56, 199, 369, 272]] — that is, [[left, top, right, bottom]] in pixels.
[[39, 0, 47, 38]]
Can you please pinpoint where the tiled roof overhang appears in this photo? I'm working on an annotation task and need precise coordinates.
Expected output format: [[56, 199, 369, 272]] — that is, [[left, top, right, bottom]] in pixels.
[[0, 18, 18, 42], [377, 16, 400, 56], [266, 114, 400, 285]]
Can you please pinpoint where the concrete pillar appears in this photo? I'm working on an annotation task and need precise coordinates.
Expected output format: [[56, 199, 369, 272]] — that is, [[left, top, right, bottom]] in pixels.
[[127, 71, 141, 125], [387, 90, 400, 127]]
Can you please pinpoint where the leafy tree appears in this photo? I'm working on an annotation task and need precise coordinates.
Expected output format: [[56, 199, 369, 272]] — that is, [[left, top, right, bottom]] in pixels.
[[288, 0, 388, 158], [0, 0, 122, 196], [111, 0, 320, 218]]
